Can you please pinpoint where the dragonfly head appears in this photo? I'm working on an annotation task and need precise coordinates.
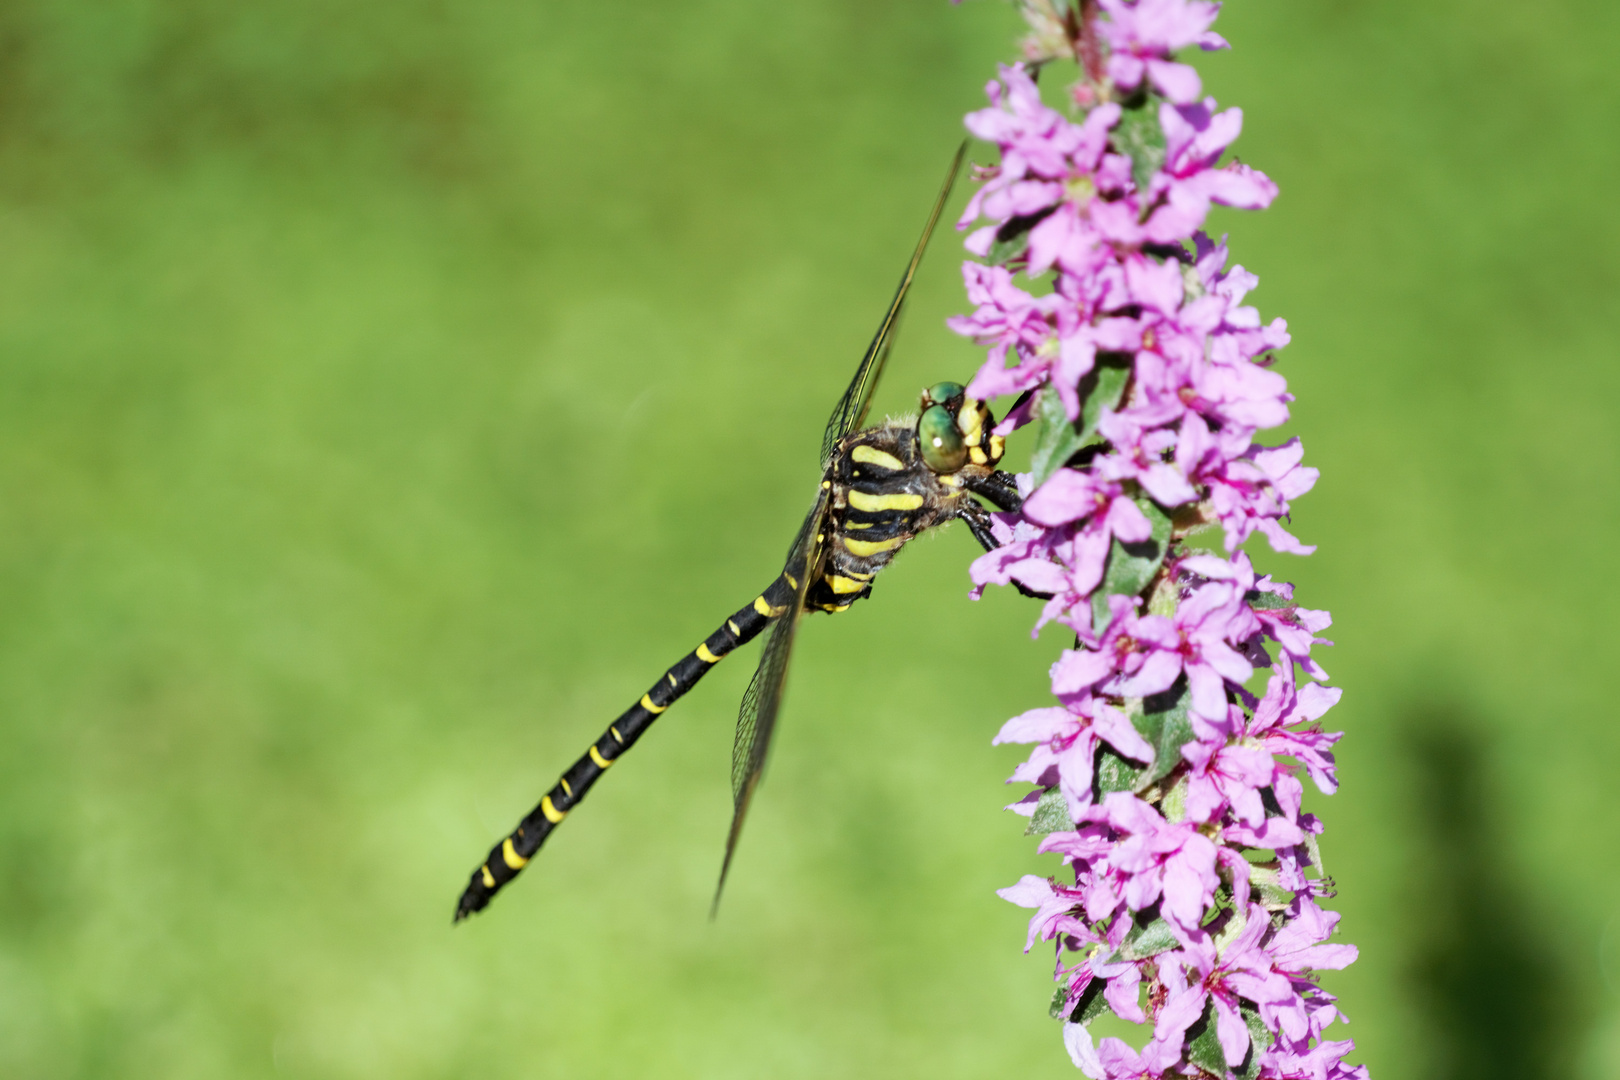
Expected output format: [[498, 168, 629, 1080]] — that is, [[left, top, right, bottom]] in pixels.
[[916, 381, 1005, 474]]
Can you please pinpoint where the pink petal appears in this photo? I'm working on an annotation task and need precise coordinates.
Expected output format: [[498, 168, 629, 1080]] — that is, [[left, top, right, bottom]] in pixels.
[[1104, 964, 1146, 1023], [1112, 648, 1183, 698], [996, 874, 1056, 909], [1106, 52, 1147, 91], [1214, 994, 1252, 1066], [1024, 469, 1100, 526], [1064, 1021, 1105, 1079], [1147, 59, 1202, 104], [1106, 494, 1154, 543], [1092, 701, 1155, 764], [1098, 1037, 1145, 1076], [1053, 649, 1116, 694], [993, 706, 1074, 745], [1152, 982, 1208, 1048]]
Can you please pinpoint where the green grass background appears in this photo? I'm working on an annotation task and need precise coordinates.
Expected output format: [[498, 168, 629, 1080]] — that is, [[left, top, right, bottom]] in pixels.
[[0, 0, 1615, 1076]]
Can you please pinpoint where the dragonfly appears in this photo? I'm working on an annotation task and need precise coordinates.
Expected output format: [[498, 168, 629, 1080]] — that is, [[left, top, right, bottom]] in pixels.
[[454, 143, 1030, 922]]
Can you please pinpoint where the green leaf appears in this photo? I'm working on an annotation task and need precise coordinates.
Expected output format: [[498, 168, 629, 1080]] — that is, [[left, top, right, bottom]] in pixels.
[[1257, 878, 1295, 909], [1028, 355, 1132, 490], [1134, 677, 1195, 788], [1029, 384, 1083, 492], [1114, 99, 1167, 194], [986, 208, 1045, 266], [1235, 1005, 1271, 1080], [1094, 745, 1142, 797], [1025, 787, 1072, 837], [1304, 830, 1326, 877], [1249, 863, 1295, 910], [1090, 496, 1172, 633], [1183, 998, 1228, 1077], [986, 206, 1055, 267], [1161, 773, 1189, 824], [1245, 589, 1292, 611], [1095, 679, 1192, 798], [1121, 916, 1178, 961], [1068, 976, 1110, 1024], [1079, 354, 1132, 440]]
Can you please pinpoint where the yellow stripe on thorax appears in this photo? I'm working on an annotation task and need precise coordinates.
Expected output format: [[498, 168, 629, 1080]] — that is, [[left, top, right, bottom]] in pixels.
[[843, 534, 905, 557], [540, 795, 567, 823], [826, 574, 868, 595], [958, 398, 984, 442], [502, 837, 528, 870], [851, 445, 905, 471], [848, 489, 924, 513]]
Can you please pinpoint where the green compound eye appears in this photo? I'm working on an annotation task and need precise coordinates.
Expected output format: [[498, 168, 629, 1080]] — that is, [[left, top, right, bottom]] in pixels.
[[926, 381, 965, 406], [918, 404, 968, 473]]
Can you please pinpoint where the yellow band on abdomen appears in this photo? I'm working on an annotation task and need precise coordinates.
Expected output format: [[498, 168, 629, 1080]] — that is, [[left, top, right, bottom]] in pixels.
[[697, 643, 721, 663], [502, 837, 528, 870], [589, 745, 613, 768], [843, 535, 905, 557], [848, 489, 924, 513], [540, 796, 566, 824], [640, 693, 667, 714]]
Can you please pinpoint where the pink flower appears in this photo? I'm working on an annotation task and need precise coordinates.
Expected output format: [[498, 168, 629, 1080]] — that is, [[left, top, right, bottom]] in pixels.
[[1097, 0, 1228, 104], [998, 873, 1092, 953], [1148, 907, 1301, 1069], [1247, 664, 1343, 792], [949, 262, 1066, 400], [1042, 793, 1219, 933], [1104, 580, 1255, 734], [1181, 737, 1274, 826], [955, 6, 1359, 1078], [996, 695, 1154, 819], [1097, 1037, 1157, 1080], [1052, 594, 1171, 695], [1178, 420, 1319, 553], [1238, 897, 1360, 1044], [1140, 99, 1278, 243], [1018, 471, 1155, 600]]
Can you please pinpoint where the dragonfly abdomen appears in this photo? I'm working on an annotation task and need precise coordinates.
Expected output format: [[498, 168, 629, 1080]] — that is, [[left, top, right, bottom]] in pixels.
[[453, 570, 799, 921]]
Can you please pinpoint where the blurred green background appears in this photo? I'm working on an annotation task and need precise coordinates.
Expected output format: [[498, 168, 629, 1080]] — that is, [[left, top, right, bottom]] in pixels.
[[0, 0, 1615, 1076]]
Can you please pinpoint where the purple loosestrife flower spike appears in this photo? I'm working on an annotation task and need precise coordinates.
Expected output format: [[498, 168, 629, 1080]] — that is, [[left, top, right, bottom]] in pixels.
[[955, 4, 1365, 1079]]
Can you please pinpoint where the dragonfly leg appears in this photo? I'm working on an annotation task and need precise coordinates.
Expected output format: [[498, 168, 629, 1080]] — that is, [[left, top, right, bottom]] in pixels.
[[957, 499, 1054, 601], [961, 470, 1023, 513]]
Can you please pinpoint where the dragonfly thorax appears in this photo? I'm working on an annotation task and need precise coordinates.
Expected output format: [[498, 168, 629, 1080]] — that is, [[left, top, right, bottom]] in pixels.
[[810, 401, 1002, 614]]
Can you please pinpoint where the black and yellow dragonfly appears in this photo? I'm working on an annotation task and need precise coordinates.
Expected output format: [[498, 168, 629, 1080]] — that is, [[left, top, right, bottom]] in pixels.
[[454, 143, 1027, 922]]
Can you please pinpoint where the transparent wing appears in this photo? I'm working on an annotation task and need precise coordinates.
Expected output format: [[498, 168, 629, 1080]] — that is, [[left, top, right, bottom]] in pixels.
[[819, 142, 968, 469], [713, 487, 831, 913]]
